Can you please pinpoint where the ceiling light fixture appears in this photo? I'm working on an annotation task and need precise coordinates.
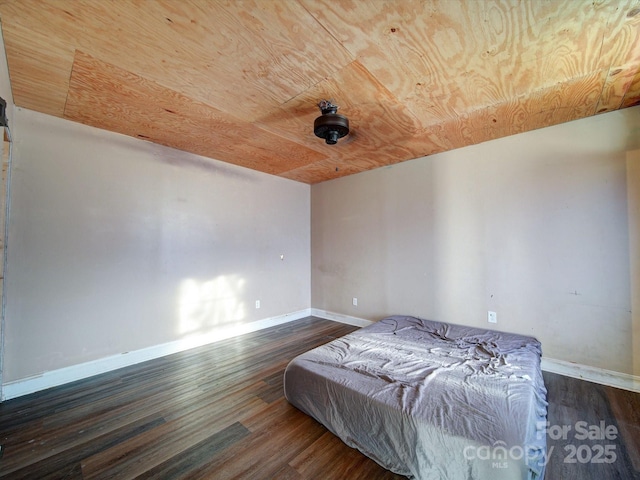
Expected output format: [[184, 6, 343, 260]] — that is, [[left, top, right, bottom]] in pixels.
[[314, 100, 349, 145]]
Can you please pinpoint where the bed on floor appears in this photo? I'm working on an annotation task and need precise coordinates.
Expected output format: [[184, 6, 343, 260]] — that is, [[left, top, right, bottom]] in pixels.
[[284, 315, 548, 480]]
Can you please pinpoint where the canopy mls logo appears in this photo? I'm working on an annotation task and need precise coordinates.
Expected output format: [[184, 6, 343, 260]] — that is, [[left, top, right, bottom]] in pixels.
[[463, 420, 619, 469], [462, 441, 551, 470]]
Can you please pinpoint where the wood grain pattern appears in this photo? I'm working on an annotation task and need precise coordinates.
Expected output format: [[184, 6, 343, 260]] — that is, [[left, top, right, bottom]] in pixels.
[[300, 1, 623, 118], [596, 4, 640, 112], [1, 0, 639, 183], [1, 21, 74, 116], [64, 51, 326, 175], [0, 0, 354, 121], [543, 372, 640, 480], [0, 317, 638, 479], [256, 60, 446, 177], [437, 70, 607, 149], [622, 69, 640, 107]]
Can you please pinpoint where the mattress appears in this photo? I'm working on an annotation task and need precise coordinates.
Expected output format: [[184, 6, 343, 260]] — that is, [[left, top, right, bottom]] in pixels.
[[284, 315, 548, 480]]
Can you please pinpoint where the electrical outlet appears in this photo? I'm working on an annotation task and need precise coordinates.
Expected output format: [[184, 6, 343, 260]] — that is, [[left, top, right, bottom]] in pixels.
[[488, 311, 497, 323], [352, 297, 358, 306], [256, 300, 260, 309]]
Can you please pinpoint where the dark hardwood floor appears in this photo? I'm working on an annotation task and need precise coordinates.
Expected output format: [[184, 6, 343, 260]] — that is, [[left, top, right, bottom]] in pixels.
[[0, 317, 638, 479], [543, 370, 640, 479]]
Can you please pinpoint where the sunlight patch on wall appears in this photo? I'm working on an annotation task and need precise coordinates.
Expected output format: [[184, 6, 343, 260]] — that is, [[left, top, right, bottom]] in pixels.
[[178, 276, 247, 337]]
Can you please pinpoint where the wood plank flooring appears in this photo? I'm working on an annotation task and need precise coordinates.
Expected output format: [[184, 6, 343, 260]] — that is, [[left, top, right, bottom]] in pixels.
[[0, 317, 638, 479]]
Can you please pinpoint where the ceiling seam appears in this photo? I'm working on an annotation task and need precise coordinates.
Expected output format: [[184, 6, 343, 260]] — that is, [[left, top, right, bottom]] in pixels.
[[61, 49, 79, 118], [295, 0, 356, 63]]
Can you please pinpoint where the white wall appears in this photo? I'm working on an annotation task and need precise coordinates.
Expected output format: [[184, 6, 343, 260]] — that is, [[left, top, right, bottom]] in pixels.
[[0, 22, 14, 399], [628, 149, 640, 376], [312, 106, 640, 376], [4, 109, 310, 383]]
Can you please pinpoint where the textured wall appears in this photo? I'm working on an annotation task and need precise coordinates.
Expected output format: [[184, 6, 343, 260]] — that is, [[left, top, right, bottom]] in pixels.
[[628, 149, 640, 376], [4, 109, 310, 382], [312, 107, 640, 375]]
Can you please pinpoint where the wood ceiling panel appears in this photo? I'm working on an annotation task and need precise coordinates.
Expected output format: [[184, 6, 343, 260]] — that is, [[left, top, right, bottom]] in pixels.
[[64, 51, 326, 175], [255, 61, 448, 170], [0, 0, 354, 121], [595, 4, 640, 112], [435, 71, 606, 150], [1, 21, 74, 116], [300, 0, 624, 124], [1, 0, 639, 183], [597, 2, 640, 68], [280, 158, 373, 185], [255, 60, 423, 142], [597, 63, 640, 113], [622, 68, 640, 107]]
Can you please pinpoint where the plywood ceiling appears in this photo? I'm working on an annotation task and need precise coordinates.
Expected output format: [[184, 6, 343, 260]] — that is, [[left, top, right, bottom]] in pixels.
[[1, 0, 639, 184]]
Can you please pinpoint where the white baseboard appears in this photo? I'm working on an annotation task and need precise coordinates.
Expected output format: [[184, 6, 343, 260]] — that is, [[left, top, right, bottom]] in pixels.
[[310, 308, 373, 327], [541, 357, 640, 393], [5, 309, 638, 400], [311, 308, 640, 393], [1, 309, 311, 401]]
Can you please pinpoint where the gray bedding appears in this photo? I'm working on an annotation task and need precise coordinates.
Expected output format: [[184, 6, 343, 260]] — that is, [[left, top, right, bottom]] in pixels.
[[284, 315, 548, 480]]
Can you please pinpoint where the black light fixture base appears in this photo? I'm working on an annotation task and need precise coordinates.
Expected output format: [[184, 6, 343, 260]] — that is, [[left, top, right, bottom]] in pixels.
[[314, 100, 349, 145]]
